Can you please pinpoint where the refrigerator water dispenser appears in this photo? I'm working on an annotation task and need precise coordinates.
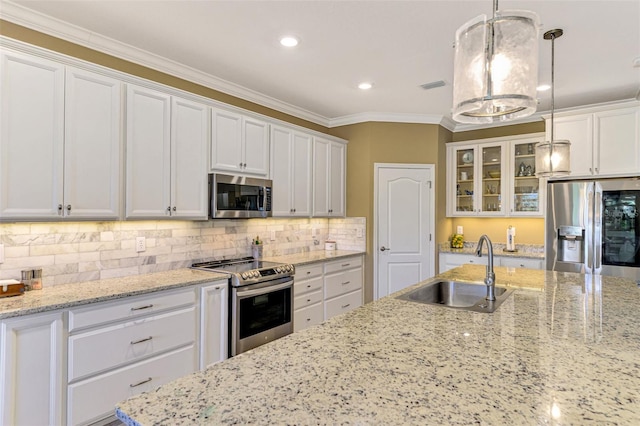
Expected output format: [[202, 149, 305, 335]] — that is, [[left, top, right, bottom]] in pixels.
[[557, 226, 584, 263]]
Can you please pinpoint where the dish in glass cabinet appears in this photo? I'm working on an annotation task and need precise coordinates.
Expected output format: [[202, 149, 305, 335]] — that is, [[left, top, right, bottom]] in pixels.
[[462, 152, 473, 163]]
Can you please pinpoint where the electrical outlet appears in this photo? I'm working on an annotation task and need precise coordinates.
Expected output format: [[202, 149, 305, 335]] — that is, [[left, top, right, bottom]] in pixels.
[[270, 230, 276, 241], [0, 243, 4, 263], [135, 237, 146, 253], [357, 228, 364, 238]]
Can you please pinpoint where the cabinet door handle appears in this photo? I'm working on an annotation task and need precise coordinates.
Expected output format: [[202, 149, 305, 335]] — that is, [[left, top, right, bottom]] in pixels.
[[58, 204, 63, 214], [131, 304, 154, 311], [380, 246, 390, 252], [66, 204, 71, 212], [166, 206, 171, 212], [130, 336, 153, 345], [341, 303, 351, 309], [172, 206, 176, 212], [129, 377, 153, 388]]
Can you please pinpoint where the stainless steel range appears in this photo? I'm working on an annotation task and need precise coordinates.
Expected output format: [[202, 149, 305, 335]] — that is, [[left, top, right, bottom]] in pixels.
[[192, 257, 295, 356]]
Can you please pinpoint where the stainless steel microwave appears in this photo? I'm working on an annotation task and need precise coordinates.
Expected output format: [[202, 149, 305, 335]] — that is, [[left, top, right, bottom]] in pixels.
[[209, 173, 272, 218]]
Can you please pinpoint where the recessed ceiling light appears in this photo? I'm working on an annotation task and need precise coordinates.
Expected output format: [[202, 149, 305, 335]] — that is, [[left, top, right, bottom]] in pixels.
[[280, 36, 298, 47], [537, 84, 551, 91], [358, 82, 373, 90]]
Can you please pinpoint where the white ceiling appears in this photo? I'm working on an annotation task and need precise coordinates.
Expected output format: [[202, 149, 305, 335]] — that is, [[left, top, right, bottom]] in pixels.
[[2, 0, 639, 130]]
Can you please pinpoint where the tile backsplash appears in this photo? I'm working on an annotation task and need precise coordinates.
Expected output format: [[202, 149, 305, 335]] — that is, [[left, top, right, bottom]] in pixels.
[[0, 217, 365, 286]]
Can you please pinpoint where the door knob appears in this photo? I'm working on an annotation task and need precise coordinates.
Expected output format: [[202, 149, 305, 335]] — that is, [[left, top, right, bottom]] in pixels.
[[380, 246, 390, 251]]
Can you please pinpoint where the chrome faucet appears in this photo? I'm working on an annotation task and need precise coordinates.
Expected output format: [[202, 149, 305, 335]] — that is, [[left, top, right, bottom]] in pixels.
[[475, 235, 496, 301]]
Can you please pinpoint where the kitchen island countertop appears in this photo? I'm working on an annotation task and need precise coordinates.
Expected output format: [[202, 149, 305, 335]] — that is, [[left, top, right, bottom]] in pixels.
[[115, 265, 640, 425]]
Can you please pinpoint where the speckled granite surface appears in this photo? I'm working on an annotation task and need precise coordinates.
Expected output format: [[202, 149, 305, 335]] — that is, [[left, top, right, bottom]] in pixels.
[[0, 250, 364, 320], [0, 269, 227, 320], [115, 264, 640, 425], [439, 242, 544, 259]]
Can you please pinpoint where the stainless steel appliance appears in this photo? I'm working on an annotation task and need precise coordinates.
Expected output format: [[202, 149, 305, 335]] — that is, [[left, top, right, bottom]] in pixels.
[[209, 173, 272, 218], [546, 178, 640, 283], [192, 257, 294, 356]]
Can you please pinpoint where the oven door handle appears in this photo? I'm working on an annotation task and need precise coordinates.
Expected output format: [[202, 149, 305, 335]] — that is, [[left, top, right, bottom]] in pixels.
[[236, 279, 293, 298]]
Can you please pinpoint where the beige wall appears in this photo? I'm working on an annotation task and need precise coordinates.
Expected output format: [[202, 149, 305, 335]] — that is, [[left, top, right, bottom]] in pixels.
[[330, 122, 451, 302]]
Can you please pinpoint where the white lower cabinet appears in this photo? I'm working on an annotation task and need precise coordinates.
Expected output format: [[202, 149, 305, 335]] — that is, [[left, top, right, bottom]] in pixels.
[[0, 311, 64, 426], [67, 287, 198, 425], [293, 256, 365, 331], [323, 257, 363, 320], [199, 280, 228, 369], [67, 345, 195, 426], [439, 252, 543, 273], [293, 263, 324, 332]]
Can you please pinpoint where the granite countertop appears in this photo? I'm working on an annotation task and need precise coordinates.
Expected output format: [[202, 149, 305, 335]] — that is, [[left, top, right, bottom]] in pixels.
[[0, 250, 364, 320], [116, 264, 640, 425], [439, 242, 545, 259]]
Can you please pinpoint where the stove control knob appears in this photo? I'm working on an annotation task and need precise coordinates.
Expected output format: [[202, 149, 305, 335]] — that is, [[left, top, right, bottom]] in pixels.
[[241, 272, 248, 279], [286, 265, 292, 272], [253, 271, 260, 278]]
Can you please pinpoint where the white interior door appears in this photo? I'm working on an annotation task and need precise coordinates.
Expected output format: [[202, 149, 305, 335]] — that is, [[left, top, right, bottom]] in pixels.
[[375, 164, 435, 299]]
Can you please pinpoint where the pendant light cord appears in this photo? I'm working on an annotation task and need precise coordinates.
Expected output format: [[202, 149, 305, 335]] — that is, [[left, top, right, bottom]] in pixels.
[[551, 32, 556, 143]]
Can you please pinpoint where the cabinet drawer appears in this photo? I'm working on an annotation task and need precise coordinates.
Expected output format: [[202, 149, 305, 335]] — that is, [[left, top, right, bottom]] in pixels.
[[325, 268, 362, 299], [69, 287, 196, 332], [294, 263, 323, 279], [500, 257, 543, 269], [294, 303, 323, 332], [325, 290, 362, 319], [67, 345, 196, 426], [294, 275, 323, 297], [324, 256, 363, 274], [294, 289, 323, 311], [68, 306, 196, 382]]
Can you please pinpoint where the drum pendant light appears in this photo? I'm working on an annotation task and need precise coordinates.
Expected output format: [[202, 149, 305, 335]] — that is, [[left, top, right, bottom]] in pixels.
[[535, 29, 571, 177], [452, 0, 540, 124]]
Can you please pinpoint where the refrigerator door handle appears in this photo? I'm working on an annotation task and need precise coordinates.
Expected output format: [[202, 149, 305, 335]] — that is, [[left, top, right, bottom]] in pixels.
[[594, 184, 603, 273], [585, 183, 594, 273]]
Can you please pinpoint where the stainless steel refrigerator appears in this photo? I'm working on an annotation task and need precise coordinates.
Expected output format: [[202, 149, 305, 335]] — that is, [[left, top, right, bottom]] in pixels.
[[546, 178, 640, 283]]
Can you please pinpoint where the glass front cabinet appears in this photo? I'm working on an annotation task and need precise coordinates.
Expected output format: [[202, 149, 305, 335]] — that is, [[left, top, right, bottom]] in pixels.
[[447, 134, 545, 217]]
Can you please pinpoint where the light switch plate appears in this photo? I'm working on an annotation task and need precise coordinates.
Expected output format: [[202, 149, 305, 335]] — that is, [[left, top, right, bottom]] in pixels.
[[135, 237, 146, 253], [0, 243, 4, 263], [357, 228, 364, 238], [270, 230, 276, 241]]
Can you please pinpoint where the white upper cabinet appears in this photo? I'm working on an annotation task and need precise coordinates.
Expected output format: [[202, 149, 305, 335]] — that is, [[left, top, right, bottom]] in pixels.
[[211, 108, 269, 177], [446, 134, 544, 217], [270, 125, 312, 216], [313, 138, 346, 217], [64, 67, 122, 219], [0, 50, 122, 221], [548, 104, 640, 178], [126, 84, 208, 219], [170, 97, 209, 219]]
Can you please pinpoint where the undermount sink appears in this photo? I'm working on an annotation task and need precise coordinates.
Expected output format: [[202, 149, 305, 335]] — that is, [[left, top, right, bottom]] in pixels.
[[397, 280, 513, 313]]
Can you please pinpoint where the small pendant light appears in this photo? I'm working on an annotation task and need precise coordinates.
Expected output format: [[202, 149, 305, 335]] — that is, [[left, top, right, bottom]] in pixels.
[[535, 29, 571, 177], [452, 0, 540, 124]]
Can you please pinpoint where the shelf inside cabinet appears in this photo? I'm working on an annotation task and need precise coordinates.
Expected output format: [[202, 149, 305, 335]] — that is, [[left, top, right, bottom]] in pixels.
[[514, 154, 535, 159]]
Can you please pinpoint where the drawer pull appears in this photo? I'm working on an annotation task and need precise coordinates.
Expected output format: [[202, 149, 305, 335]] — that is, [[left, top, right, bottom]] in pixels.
[[131, 304, 154, 311], [306, 318, 311, 322], [341, 263, 350, 267], [131, 336, 153, 345], [341, 303, 351, 309], [307, 298, 311, 302], [306, 284, 312, 288], [306, 271, 311, 275], [342, 281, 351, 285], [129, 377, 153, 388]]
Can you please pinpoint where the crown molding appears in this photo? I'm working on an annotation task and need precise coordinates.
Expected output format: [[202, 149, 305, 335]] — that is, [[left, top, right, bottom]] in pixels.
[[0, 1, 331, 127], [539, 98, 640, 119], [328, 112, 447, 128]]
